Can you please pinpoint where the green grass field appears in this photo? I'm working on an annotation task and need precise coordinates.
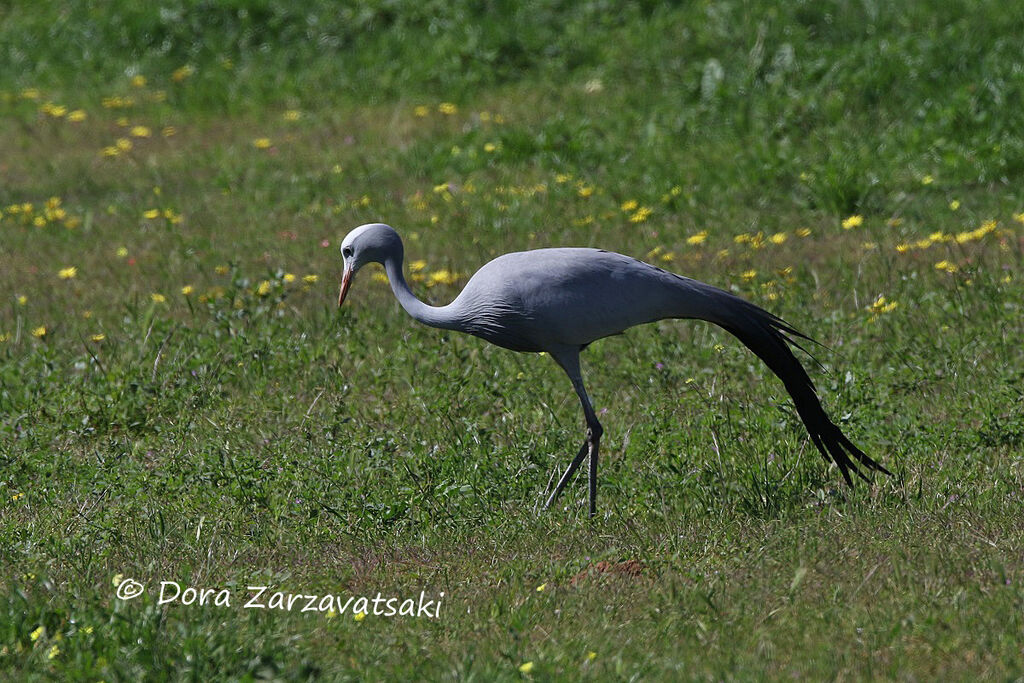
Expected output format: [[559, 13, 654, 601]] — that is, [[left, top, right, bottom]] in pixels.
[[2, 1, 1023, 679]]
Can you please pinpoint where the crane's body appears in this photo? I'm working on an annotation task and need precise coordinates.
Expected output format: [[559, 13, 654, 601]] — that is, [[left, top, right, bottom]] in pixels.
[[338, 223, 889, 516]]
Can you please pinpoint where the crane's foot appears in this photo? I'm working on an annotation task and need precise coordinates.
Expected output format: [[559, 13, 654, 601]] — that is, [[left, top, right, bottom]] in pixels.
[[545, 426, 602, 516]]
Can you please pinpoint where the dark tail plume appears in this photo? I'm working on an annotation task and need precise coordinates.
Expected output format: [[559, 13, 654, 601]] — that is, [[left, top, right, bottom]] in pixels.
[[699, 286, 890, 485]]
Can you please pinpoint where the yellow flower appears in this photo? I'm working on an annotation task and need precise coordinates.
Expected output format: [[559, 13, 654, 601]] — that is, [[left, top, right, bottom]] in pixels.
[[101, 146, 120, 157], [555, 173, 572, 184], [58, 266, 78, 279], [0, 333, 9, 343], [354, 611, 366, 622], [10, 491, 23, 500], [325, 609, 337, 620], [427, 269, 459, 287], [283, 110, 301, 121], [30, 626, 44, 641], [151, 293, 167, 303], [82, 626, 93, 635], [283, 273, 296, 283], [91, 333, 106, 342], [841, 215, 863, 229], [518, 662, 534, 674], [48, 644, 59, 660], [629, 207, 652, 223], [115, 138, 133, 151], [130, 74, 147, 88], [769, 232, 787, 244], [82, 310, 92, 319], [586, 651, 597, 661], [868, 295, 898, 314], [253, 138, 272, 149], [895, 243, 911, 253], [372, 272, 389, 284], [112, 574, 123, 587], [116, 246, 129, 258], [438, 102, 458, 115], [413, 105, 429, 117], [742, 269, 757, 281], [483, 142, 498, 153], [17, 295, 27, 305], [67, 109, 87, 122], [20, 88, 41, 100], [921, 174, 934, 185], [1013, 212, 1024, 225], [409, 259, 427, 273], [303, 274, 318, 283], [620, 199, 638, 212], [143, 209, 160, 219], [577, 185, 594, 198], [162, 126, 177, 137], [181, 285, 194, 296], [949, 200, 961, 211], [32, 326, 46, 338], [172, 65, 195, 82], [535, 583, 547, 592], [934, 260, 958, 273], [130, 126, 151, 138], [215, 265, 230, 275], [256, 280, 272, 296]]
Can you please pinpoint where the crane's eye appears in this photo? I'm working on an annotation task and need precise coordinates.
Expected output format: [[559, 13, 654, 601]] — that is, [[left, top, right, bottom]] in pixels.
[[342, 246, 353, 259]]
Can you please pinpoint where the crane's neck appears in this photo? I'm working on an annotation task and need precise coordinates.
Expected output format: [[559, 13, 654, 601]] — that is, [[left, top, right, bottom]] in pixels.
[[383, 255, 461, 331]]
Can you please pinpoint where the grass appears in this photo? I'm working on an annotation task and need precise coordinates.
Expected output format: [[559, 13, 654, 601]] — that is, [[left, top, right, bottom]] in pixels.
[[2, 0, 1023, 679]]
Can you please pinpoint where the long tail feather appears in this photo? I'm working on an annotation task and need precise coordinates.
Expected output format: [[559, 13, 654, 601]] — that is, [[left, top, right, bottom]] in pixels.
[[691, 283, 890, 484]]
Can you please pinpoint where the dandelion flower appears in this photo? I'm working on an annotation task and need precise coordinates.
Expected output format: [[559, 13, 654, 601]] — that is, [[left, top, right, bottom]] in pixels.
[[256, 280, 272, 296], [17, 295, 27, 305], [354, 611, 366, 622], [586, 652, 597, 661], [536, 583, 547, 592], [742, 269, 757, 281], [30, 626, 44, 641], [215, 265, 230, 275], [413, 105, 429, 117], [518, 661, 535, 674], [181, 285, 194, 296], [934, 260, 958, 273], [151, 293, 166, 303], [162, 126, 177, 137], [409, 259, 427, 273], [143, 209, 160, 219], [58, 266, 77, 279], [283, 273, 296, 283], [769, 232, 787, 244], [483, 142, 498, 153], [0, 333, 10, 343], [32, 326, 47, 338], [130, 125, 151, 138], [841, 215, 863, 230], [438, 102, 457, 115], [1013, 212, 1024, 225], [620, 200, 638, 212], [172, 65, 195, 82], [283, 110, 301, 121], [101, 146, 120, 157], [130, 75, 147, 88], [921, 175, 934, 185], [949, 200, 961, 211], [303, 274, 318, 284], [253, 138, 272, 149], [67, 109, 87, 122], [91, 333, 106, 342], [115, 138, 133, 151], [116, 247, 129, 258], [629, 207, 652, 223]]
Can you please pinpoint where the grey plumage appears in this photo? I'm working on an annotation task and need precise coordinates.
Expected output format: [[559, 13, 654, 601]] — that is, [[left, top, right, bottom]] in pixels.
[[338, 223, 889, 516]]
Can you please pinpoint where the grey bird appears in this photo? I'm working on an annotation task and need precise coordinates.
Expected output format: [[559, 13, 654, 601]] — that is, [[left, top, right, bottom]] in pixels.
[[337, 223, 889, 516]]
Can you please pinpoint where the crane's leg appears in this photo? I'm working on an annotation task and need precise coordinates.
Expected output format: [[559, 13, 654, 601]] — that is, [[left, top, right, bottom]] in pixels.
[[545, 348, 603, 517]]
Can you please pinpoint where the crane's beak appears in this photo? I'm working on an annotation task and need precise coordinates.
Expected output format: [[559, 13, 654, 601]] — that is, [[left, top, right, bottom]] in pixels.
[[338, 266, 353, 307]]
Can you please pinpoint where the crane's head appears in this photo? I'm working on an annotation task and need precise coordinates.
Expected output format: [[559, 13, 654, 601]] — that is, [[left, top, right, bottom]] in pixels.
[[338, 223, 403, 306]]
